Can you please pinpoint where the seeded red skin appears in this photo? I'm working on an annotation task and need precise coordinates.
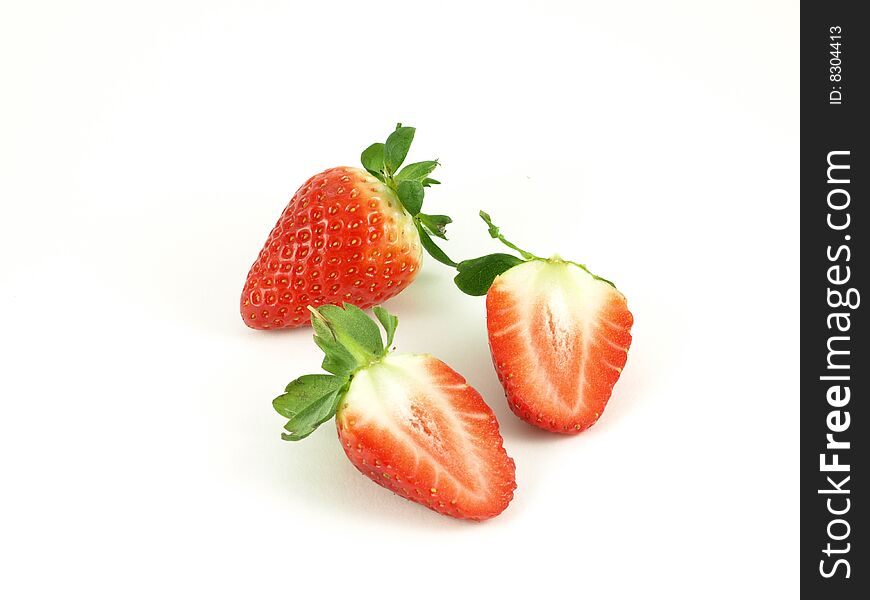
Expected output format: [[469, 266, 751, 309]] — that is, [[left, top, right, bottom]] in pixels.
[[241, 167, 422, 329], [335, 357, 516, 521], [486, 269, 634, 434]]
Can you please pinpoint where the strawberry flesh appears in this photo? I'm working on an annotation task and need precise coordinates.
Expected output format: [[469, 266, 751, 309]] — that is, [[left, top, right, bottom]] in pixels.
[[486, 259, 633, 433], [336, 353, 516, 520]]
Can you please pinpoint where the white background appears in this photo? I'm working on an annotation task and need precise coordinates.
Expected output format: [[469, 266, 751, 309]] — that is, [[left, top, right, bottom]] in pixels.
[[1, 1, 799, 597]]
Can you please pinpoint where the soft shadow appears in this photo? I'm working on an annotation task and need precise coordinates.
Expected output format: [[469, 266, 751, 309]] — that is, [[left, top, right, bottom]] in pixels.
[[590, 292, 683, 430], [276, 427, 489, 530], [382, 268, 448, 317]]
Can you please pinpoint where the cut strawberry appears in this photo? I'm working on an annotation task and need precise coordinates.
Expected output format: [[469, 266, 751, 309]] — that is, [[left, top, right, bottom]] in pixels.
[[338, 354, 516, 519], [455, 212, 633, 434], [271, 303, 516, 520]]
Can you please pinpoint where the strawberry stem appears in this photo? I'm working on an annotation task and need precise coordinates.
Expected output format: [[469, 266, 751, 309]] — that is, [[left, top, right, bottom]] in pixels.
[[479, 211, 542, 261], [452, 210, 619, 296], [479, 210, 616, 286]]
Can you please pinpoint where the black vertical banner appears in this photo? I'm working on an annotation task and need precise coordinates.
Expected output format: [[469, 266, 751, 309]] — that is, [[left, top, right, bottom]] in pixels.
[[802, 2, 867, 596]]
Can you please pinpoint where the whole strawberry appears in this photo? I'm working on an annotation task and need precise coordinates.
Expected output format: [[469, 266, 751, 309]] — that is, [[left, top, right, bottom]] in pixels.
[[454, 212, 634, 434], [273, 304, 516, 520], [241, 125, 456, 329]]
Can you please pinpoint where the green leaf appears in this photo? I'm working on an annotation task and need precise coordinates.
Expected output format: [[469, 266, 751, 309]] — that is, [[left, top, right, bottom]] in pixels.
[[417, 213, 452, 240], [315, 303, 384, 359], [395, 160, 438, 182], [273, 374, 347, 441], [273, 374, 346, 418], [397, 180, 424, 215], [384, 126, 415, 174], [454, 253, 524, 296], [372, 306, 398, 348], [361, 143, 385, 179], [421, 178, 440, 187], [415, 222, 458, 268], [281, 386, 344, 441], [312, 315, 359, 376]]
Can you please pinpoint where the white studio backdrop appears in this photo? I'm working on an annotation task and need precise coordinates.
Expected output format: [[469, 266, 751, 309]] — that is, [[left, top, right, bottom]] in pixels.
[[0, 1, 799, 598]]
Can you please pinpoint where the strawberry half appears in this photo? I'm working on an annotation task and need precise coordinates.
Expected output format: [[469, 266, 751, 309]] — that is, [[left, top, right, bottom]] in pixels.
[[242, 124, 457, 330], [454, 212, 633, 434], [271, 303, 516, 520]]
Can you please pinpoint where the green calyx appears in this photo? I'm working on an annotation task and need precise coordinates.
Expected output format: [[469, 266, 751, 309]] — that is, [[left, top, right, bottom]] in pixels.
[[272, 303, 399, 441], [360, 124, 457, 268], [453, 211, 616, 296]]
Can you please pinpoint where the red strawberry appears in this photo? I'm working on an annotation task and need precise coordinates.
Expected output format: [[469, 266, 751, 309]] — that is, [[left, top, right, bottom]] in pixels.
[[454, 212, 633, 434], [242, 124, 457, 330], [272, 303, 516, 520]]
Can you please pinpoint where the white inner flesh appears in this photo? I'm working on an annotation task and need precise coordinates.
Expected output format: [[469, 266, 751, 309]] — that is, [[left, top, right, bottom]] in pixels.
[[342, 354, 489, 497], [492, 260, 615, 411]]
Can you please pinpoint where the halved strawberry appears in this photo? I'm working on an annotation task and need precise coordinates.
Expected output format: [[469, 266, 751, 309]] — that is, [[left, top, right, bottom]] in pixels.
[[338, 353, 516, 519], [271, 303, 516, 520], [454, 212, 633, 434]]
